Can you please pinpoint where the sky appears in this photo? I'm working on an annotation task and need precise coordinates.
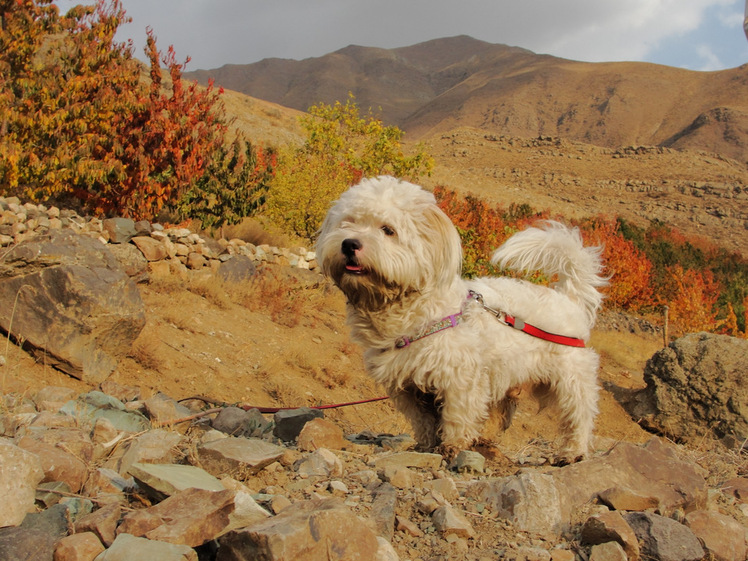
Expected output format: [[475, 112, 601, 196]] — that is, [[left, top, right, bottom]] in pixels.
[[55, 0, 748, 73]]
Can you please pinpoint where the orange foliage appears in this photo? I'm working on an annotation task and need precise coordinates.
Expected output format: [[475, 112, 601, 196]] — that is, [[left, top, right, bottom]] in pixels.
[[661, 264, 721, 337], [577, 217, 654, 310]]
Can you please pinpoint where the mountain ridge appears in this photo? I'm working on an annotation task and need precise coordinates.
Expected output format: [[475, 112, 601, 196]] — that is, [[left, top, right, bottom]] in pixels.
[[185, 35, 748, 163]]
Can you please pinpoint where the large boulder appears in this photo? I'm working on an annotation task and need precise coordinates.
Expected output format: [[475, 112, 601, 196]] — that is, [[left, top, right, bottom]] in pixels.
[[0, 230, 146, 382], [629, 333, 748, 445]]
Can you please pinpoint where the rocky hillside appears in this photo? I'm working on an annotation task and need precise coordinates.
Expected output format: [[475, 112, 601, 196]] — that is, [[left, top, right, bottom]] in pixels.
[[186, 35, 748, 163]]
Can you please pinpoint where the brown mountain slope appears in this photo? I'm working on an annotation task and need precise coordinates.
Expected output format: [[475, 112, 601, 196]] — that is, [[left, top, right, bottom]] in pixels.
[[186, 35, 748, 163]]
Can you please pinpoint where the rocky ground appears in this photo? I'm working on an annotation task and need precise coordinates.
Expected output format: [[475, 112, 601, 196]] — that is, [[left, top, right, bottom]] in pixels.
[[1, 201, 747, 559]]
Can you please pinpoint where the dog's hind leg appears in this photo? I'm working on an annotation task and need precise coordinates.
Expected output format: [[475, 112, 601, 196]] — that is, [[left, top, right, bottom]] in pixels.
[[549, 350, 600, 464], [390, 387, 440, 450]]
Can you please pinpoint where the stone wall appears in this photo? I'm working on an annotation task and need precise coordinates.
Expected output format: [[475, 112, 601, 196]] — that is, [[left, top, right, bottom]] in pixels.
[[0, 196, 318, 278]]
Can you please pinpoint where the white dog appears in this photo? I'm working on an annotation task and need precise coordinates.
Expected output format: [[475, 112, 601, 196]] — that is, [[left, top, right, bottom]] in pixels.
[[316, 176, 607, 463]]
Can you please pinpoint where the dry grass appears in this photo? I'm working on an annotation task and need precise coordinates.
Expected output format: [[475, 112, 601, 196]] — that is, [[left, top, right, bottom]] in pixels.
[[129, 337, 166, 372], [221, 217, 291, 248]]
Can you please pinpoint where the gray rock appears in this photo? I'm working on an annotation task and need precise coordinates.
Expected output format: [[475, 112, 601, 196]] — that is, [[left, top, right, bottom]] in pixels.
[[96, 532, 197, 561], [216, 254, 256, 283], [102, 217, 137, 244], [212, 406, 270, 437], [469, 471, 564, 535], [449, 450, 485, 473], [0, 438, 44, 526], [127, 462, 224, 500], [273, 407, 325, 442], [197, 437, 286, 477], [624, 511, 704, 561], [369, 483, 398, 540], [0, 230, 145, 382], [21, 503, 72, 540], [631, 333, 748, 444], [0, 526, 57, 561]]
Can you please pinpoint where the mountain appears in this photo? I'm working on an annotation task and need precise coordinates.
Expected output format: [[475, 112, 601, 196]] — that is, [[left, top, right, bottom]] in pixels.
[[186, 35, 748, 163]]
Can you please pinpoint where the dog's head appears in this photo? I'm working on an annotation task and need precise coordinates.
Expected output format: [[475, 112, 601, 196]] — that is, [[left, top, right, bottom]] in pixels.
[[316, 176, 463, 311]]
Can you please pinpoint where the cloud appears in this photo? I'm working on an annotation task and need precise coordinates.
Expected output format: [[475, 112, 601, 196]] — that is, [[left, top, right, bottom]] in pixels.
[[53, 0, 747, 70]]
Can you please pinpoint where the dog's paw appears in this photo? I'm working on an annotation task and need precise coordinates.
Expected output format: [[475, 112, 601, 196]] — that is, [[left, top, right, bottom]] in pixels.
[[471, 437, 505, 461], [550, 453, 585, 467], [435, 443, 463, 462]]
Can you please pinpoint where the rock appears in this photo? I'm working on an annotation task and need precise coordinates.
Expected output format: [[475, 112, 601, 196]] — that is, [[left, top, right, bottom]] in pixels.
[[273, 407, 325, 442], [127, 462, 224, 500], [102, 218, 136, 244], [217, 498, 379, 561], [33, 386, 77, 412], [375, 536, 400, 561], [381, 464, 413, 489], [423, 477, 459, 501], [17, 435, 88, 493], [0, 230, 145, 382], [371, 451, 443, 471], [61, 391, 150, 433], [369, 483, 398, 540], [74, 503, 122, 547], [589, 541, 627, 561], [631, 333, 748, 443], [218, 478, 272, 531], [0, 438, 44, 526], [142, 393, 192, 424], [623, 511, 704, 561], [197, 437, 286, 478], [449, 450, 485, 473], [468, 471, 565, 535], [597, 485, 660, 511], [107, 243, 148, 283], [297, 417, 350, 451], [294, 448, 344, 478], [36, 481, 72, 508], [0, 526, 57, 561], [131, 236, 169, 262], [581, 511, 641, 561], [216, 254, 256, 283], [118, 428, 184, 474], [117, 488, 235, 547], [21, 502, 73, 540], [551, 438, 707, 517], [431, 504, 475, 538], [54, 532, 105, 561], [396, 515, 424, 537], [95, 532, 197, 561], [684, 509, 747, 561], [211, 406, 270, 438]]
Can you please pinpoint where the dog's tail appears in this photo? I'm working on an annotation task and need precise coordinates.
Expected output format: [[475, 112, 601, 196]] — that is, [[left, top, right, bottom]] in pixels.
[[491, 221, 608, 328]]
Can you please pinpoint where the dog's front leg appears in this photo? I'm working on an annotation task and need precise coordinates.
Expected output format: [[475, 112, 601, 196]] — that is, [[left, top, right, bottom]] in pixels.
[[390, 388, 440, 450], [437, 383, 489, 454]]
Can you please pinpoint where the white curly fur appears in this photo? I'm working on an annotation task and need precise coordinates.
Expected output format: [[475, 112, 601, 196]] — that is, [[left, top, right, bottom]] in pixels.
[[316, 176, 608, 463]]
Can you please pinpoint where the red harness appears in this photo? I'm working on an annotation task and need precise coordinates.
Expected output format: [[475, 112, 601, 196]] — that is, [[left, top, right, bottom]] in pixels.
[[395, 290, 586, 349]]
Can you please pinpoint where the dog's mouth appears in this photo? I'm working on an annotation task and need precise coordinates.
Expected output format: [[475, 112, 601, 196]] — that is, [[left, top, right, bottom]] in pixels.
[[344, 259, 367, 275]]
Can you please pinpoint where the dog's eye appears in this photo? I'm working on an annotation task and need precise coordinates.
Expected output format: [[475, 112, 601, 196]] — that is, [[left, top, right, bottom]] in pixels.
[[381, 225, 396, 236]]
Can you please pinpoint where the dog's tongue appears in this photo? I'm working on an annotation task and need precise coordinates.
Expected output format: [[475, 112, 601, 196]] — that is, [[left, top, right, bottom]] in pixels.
[[346, 264, 363, 272]]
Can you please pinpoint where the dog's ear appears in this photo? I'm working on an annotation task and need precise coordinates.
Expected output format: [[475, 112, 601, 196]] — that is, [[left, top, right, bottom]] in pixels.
[[423, 204, 463, 283]]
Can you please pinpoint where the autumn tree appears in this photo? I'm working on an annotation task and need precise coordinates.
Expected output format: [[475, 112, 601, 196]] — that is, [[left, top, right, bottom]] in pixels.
[[265, 95, 434, 240], [0, 0, 233, 221], [177, 136, 276, 230]]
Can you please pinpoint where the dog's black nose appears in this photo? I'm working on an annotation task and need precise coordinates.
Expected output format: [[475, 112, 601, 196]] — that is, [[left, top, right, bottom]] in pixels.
[[341, 238, 362, 257]]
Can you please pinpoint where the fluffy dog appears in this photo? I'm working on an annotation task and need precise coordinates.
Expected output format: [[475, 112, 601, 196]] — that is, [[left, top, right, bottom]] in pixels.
[[316, 176, 607, 463]]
